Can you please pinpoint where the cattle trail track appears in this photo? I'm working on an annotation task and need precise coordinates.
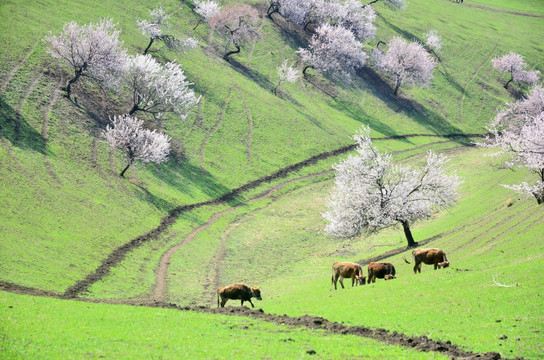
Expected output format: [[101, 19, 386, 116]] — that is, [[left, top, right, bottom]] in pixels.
[[461, 2, 544, 18], [62, 133, 484, 299], [0, 39, 40, 92], [229, 69, 254, 162], [42, 77, 65, 185], [17, 73, 43, 114], [459, 50, 495, 123], [200, 90, 232, 168]]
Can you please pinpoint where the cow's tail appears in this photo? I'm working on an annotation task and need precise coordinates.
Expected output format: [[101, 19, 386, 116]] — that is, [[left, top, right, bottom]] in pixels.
[[217, 291, 220, 308], [403, 256, 412, 264], [443, 252, 449, 263]]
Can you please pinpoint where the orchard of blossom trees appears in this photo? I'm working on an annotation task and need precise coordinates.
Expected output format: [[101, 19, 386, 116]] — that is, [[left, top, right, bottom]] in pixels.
[[45, 15, 198, 176]]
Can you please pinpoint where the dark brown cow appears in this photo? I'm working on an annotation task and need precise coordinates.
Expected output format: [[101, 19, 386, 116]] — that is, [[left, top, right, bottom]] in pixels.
[[404, 248, 450, 273], [367, 262, 396, 283], [217, 283, 262, 308], [331, 262, 365, 290]]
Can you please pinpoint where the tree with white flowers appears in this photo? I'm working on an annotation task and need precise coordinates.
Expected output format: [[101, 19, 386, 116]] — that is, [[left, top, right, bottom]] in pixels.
[[209, 5, 260, 60], [372, 36, 436, 95], [105, 114, 171, 177], [124, 54, 199, 119], [44, 18, 127, 100], [193, 0, 221, 30], [138, 6, 198, 54], [491, 52, 540, 89], [274, 60, 299, 94], [323, 126, 462, 247], [424, 30, 442, 60], [299, 23, 367, 82], [480, 86, 544, 204]]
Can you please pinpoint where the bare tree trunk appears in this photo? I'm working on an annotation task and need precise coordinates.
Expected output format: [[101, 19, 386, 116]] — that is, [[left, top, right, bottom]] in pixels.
[[535, 170, 544, 205], [64, 69, 83, 99], [120, 162, 131, 177], [401, 220, 418, 247], [193, 19, 202, 31], [267, 4, 279, 20], [224, 44, 240, 61], [302, 65, 312, 77], [143, 38, 155, 55], [394, 79, 401, 96]]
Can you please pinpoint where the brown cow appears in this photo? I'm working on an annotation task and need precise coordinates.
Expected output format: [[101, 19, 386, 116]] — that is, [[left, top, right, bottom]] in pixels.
[[367, 262, 396, 283], [217, 283, 262, 308], [331, 262, 365, 290], [404, 248, 450, 273]]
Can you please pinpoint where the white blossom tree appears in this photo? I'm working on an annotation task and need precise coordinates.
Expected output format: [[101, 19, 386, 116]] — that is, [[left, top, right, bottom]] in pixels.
[[331, 0, 376, 42], [372, 36, 436, 95], [138, 6, 198, 54], [105, 114, 171, 177], [209, 5, 260, 60], [480, 86, 544, 204], [298, 23, 367, 82], [424, 30, 442, 60], [193, 0, 221, 30], [274, 60, 299, 94], [323, 126, 462, 247], [492, 52, 540, 89], [44, 18, 127, 99], [273, 0, 313, 27], [124, 54, 199, 119]]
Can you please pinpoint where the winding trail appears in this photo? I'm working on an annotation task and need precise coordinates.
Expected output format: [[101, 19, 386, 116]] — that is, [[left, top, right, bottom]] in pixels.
[[229, 69, 254, 162], [200, 90, 231, 168], [462, 3, 544, 18], [17, 73, 43, 114], [0, 39, 40, 92], [459, 50, 495, 123], [62, 133, 484, 298]]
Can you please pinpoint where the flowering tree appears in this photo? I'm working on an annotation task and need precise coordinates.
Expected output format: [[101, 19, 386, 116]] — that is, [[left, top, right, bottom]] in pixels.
[[424, 30, 442, 60], [44, 18, 127, 99], [105, 114, 171, 177], [209, 5, 260, 60], [491, 52, 540, 89], [193, 0, 221, 30], [480, 86, 544, 204], [372, 36, 436, 95], [124, 54, 199, 119], [138, 6, 198, 54], [273, 0, 313, 27], [323, 126, 462, 247], [330, 0, 376, 42], [298, 23, 367, 82], [274, 60, 299, 94]]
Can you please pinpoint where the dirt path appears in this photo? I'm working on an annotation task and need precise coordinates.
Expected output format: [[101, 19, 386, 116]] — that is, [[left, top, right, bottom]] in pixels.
[[62, 133, 484, 298], [0, 280, 519, 360]]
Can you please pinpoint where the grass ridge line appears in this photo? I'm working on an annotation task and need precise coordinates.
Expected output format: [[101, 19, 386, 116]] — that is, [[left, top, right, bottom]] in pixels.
[[62, 133, 485, 298]]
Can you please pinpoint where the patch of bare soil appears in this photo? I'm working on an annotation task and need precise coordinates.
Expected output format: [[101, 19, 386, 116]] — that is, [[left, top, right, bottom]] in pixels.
[[151, 303, 521, 360]]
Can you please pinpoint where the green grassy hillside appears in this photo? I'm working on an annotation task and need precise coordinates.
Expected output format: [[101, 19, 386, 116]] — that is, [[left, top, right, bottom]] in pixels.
[[1, 0, 543, 358]]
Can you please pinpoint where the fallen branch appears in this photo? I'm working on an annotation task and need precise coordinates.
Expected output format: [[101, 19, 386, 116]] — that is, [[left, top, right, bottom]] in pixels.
[[491, 274, 519, 287]]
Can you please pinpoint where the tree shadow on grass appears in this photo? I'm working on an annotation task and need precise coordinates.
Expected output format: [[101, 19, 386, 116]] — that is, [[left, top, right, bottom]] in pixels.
[[227, 57, 276, 94], [0, 96, 45, 153], [355, 66, 470, 144]]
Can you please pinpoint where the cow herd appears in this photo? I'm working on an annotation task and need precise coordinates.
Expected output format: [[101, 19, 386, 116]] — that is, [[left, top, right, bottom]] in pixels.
[[217, 248, 449, 307]]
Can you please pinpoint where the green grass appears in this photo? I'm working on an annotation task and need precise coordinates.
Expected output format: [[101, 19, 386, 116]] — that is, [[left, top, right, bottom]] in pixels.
[[0, 291, 449, 360]]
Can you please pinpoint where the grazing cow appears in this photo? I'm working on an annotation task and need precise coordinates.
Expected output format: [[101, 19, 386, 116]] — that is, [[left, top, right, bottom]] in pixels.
[[367, 262, 396, 283], [404, 248, 450, 274], [384, 274, 396, 280], [331, 262, 365, 290], [217, 283, 262, 308]]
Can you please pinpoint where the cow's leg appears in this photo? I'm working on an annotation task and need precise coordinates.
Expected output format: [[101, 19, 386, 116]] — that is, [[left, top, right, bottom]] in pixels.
[[339, 277, 345, 289], [333, 274, 339, 290], [248, 299, 255, 308], [418, 263, 422, 273], [220, 297, 228, 308], [241, 299, 244, 307], [413, 263, 418, 274], [352, 275, 356, 287], [434, 263, 438, 270]]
